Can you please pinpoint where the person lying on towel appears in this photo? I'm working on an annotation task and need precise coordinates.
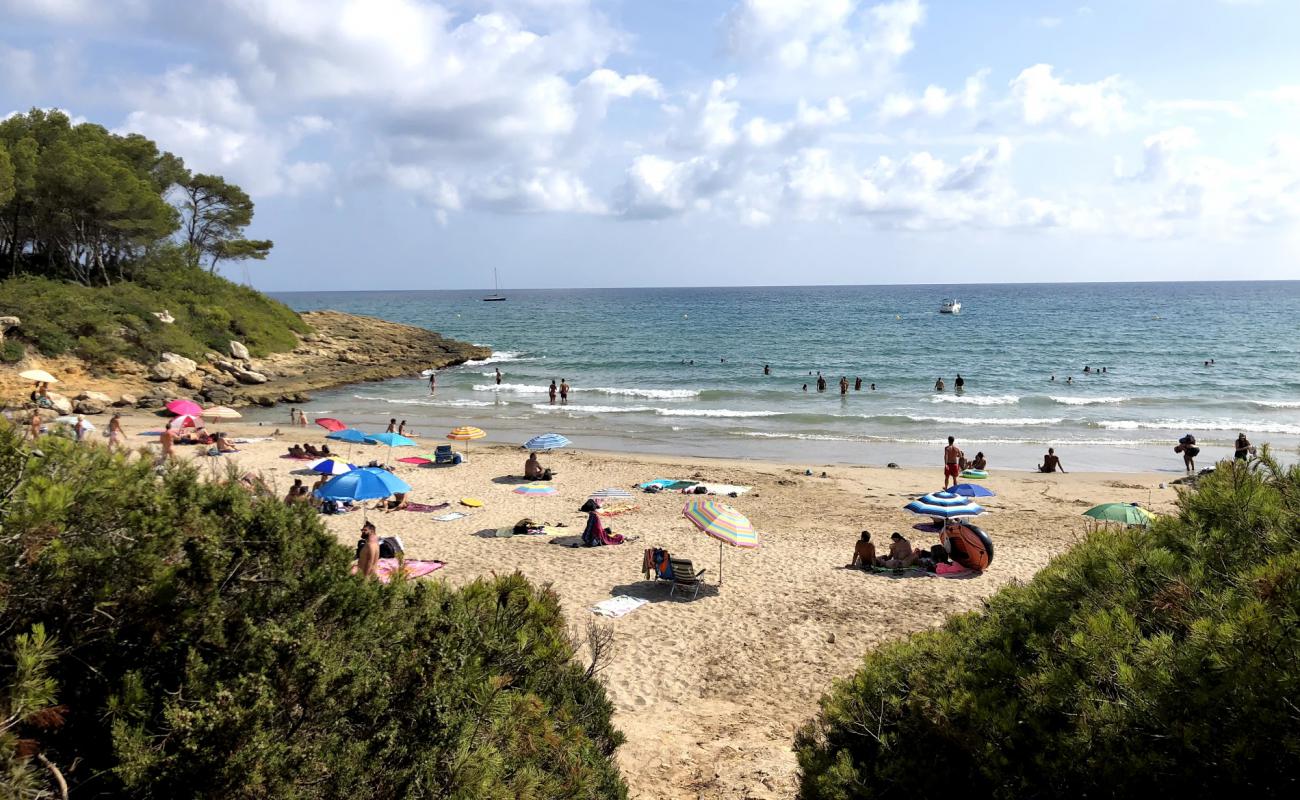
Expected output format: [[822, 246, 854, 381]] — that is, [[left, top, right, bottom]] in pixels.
[[524, 452, 554, 481]]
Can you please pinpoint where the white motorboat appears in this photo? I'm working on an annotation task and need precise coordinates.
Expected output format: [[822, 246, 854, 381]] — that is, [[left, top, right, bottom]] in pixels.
[[940, 299, 961, 314]]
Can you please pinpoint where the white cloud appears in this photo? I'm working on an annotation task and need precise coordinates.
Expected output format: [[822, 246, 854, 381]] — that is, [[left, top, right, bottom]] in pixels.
[[1010, 64, 1129, 134], [1037, 16, 1062, 28], [879, 69, 986, 120], [724, 0, 925, 96], [1254, 86, 1300, 106], [1114, 127, 1199, 183], [466, 167, 605, 213], [1151, 99, 1246, 118]]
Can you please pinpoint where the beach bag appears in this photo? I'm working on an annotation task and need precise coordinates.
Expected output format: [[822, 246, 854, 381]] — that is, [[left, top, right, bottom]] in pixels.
[[693, 486, 707, 494], [379, 536, 404, 558], [322, 499, 342, 515], [514, 517, 536, 536]]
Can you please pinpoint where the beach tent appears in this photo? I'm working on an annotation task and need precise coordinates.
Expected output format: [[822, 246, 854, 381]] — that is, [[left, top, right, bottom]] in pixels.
[[446, 426, 486, 459], [682, 499, 759, 586]]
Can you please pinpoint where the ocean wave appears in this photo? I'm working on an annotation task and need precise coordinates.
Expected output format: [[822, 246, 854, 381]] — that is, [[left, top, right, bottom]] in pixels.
[[455, 351, 534, 369], [1048, 395, 1129, 406], [1252, 400, 1300, 409], [905, 415, 1064, 426], [475, 383, 699, 399], [531, 404, 778, 418], [352, 394, 496, 408], [1096, 419, 1300, 436], [929, 394, 1020, 406]]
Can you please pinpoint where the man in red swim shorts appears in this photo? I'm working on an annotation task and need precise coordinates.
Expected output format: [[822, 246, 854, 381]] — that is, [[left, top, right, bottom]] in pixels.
[[943, 435, 963, 489]]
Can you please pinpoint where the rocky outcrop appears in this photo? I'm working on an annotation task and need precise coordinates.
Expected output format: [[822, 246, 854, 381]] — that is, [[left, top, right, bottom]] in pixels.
[[114, 394, 138, 407], [44, 391, 73, 415], [149, 352, 199, 382], [230, 340, 250, 360], [0, 316, 19, 341], [74, 397, 107, 415]]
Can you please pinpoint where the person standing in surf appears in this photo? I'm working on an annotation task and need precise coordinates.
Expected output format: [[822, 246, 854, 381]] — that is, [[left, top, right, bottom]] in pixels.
[[428, 371, 436, 394], [495, 367, 502, 385], [839, 376, 849, 395], [548, 380, 558, 405], [560, 379, 570, 405]]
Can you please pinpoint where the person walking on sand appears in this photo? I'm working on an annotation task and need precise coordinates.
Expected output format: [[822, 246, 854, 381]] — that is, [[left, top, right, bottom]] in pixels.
[[548, 380, 558, 405], [560, 379, 570, 405], [1176, 434, 1199, 473], [108, 413, 125, 450], [839, 376, 849, 395], [495, 367, 502, 385], [943, 435, 962, 489], [27, 411, 41, 441], [159, 427, 175, 461]]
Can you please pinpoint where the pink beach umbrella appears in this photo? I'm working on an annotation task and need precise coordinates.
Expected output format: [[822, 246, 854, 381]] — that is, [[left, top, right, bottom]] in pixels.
[[166, 398, 203, 417]]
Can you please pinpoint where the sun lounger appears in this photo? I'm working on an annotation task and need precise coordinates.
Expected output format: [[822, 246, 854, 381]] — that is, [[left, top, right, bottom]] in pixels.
[[668, 558, 707, 600]]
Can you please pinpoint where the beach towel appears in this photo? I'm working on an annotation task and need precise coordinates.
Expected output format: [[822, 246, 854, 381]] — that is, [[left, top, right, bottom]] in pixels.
[[233, 437, 274, 444], [432, 512, 467, 522], [639, 479, 698, 491], [352, 558, 444, 583], [687, 483, 752, 496], [935, 563, 978, 579], [404, 501, 451, 513], [492, 525, 565, 538], [592, 596, 648, 618], [866, 565, 930, 579]]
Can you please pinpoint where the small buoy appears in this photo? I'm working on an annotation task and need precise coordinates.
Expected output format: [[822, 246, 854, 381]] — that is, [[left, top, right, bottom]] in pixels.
[[683, 313, 688, 318], [896, 314, 901, 320]]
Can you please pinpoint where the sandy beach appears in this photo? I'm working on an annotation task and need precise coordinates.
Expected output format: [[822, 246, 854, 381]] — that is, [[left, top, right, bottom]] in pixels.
[[101, 411, 1180, 799]]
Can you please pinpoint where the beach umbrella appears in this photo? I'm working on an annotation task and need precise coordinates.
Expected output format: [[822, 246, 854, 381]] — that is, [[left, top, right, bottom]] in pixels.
[[315, 417, 347, 432], [904, 491, 985, 519], [18, 369, 58, 384], [204, 405, 242, 419], [1083, 502, 1154, 526], [514, 482, 558, 496], [166, 398, 203, 417], [326, 427, 370, 459], [943, 483, 996, 499], [524, 433, 571, 451], [682, 499, 759, 586], [314, 467, 410, 502], [446, 425, 486, 459], [309, 458, 356, 476], [590, 487, 633, 501], [167, 414, 202, 431]]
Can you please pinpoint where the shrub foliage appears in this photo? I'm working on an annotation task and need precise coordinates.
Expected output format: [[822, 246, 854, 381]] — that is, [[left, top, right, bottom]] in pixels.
[[0, 424, 626, 799], [796, 454, 1300, 799]]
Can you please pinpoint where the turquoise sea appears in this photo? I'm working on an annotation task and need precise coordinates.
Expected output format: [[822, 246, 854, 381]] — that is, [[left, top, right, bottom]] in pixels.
[[262, 282, 1300, 473]]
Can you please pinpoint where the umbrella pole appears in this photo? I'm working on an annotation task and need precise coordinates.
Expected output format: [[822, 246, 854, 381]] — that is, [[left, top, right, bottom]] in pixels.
[[719, 540, 724, 586]]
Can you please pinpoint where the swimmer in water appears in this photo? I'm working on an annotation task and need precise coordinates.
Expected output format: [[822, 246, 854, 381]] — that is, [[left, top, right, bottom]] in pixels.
[[934, 377, 945, 392]]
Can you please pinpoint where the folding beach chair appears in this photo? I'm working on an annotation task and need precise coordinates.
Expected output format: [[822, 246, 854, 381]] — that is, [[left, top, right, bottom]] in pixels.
[[668, 558, 707, 600]]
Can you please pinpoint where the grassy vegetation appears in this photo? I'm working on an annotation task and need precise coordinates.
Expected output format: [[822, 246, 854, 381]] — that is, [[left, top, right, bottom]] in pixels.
[[0, 248, 308, 368], [0, 422, 627, 798], [796, 452, 1300, 799]]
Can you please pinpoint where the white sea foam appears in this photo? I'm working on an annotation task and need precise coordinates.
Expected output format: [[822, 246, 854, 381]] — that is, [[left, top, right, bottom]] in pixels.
[[1049, 396, 1129, 406], [1098, 419, 1300, 436], [461, 351, 528, 367], [1252, 400, 1300, 409], [906, 415, 1064, 426], [476, 383, 700, 399], [531, 404, 777, 418], [929, 394, 1020, 406], [353, 394, 495, 408]]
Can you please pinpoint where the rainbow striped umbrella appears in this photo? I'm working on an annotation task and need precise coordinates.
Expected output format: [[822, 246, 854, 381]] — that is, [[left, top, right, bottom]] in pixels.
[[446, 425, 486, 459], [514, 482, 557, 496], [682, 499, 759, 586]]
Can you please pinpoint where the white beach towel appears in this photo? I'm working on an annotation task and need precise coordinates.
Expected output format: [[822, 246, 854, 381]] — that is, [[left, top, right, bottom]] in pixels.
[[433, 512, 467, 522], [690, 483, 752, 496], [591, 595, 649, 618]]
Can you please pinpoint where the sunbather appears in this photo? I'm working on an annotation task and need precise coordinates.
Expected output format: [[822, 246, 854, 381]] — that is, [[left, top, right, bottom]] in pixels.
[[883, 532, 918, 568], [849, 531, 876, 568], [287, 444, 306, 458], [303, 443, 321, 457], [524, 453, 553, 481], [215, 432, 238, 453]]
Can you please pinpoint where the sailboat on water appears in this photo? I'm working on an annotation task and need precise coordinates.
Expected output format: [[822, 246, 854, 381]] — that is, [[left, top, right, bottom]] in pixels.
[[483, 269, 506, 302]]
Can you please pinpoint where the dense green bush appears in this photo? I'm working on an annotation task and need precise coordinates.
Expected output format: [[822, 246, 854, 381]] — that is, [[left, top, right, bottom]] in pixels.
[[0, 423, 626, 799], [796, 454, 1300, 799], [0, 250, 308, 366]]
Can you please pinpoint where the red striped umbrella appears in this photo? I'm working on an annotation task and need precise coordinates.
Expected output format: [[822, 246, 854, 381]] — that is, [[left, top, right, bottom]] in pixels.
[[315, 417, 347, 432]]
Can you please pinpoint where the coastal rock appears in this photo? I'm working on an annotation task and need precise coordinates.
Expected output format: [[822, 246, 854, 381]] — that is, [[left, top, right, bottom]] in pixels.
[[152, 309, 175, 324], [179, 372, 205, 391], [45, 392, 73, 415], [201, 385, 235, 405], [76, 390, 113, 405], [114, 394, 138, 407], [0, 316, 19, 341], [252, 395, 276, 407], [135, 392, 167, 409], [235, 369, 268, 385], [74, 398, 107, 415], [33, 408, 60, 423], [230, 340, 250, 360], [150, 352, 198, 382]]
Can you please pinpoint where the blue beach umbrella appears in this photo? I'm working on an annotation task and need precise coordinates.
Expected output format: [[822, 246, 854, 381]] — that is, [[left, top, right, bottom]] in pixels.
[[524, 433, 571, 451], [325, 427, 370, 459], [904, 491, 985, 519], [942, 483, 996, 499], [314, 467, 411, 502], [366, 432, 417, 466], [309, 458, 356, 476]]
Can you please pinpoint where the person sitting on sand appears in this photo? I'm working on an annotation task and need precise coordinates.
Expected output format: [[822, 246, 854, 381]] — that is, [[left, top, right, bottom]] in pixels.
[[356, 521, 380, 579], [848, 531, 876, 568], [524, 452, 553, 481], [287, 444, 306, 458], [215, 432, 238, 453], [319, 444, 331, 456], [285, 479, 305, 504], [398, 420, 407, 436], [304, 443, 321, 457], [1234, 433, 1251, 461], [386, 418, 397, 434], [883, 532, 917, 568], [380, 491, 409, 512], [970, 451, 987, 471], [1037, 447, 1065, 473]]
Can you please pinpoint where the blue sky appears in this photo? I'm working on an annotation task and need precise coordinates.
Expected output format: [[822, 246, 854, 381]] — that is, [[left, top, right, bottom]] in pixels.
[[3, 0, 1299, 290]]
